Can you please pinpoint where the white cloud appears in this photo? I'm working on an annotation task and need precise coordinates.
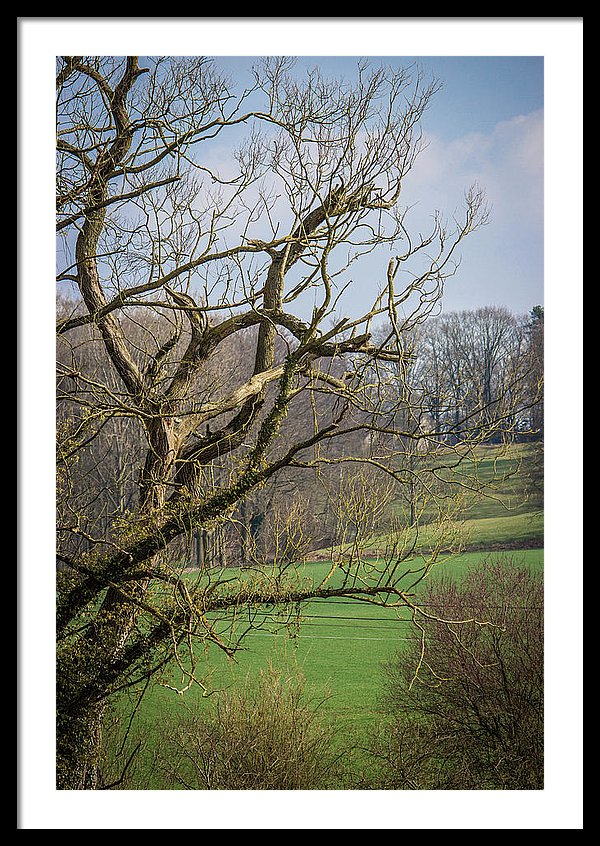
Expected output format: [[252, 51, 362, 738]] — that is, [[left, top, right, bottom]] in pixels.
[[404, 109, 544, 235]]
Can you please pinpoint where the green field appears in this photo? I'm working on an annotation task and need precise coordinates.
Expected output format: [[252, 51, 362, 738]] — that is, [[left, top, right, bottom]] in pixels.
[[111, 548, 543, 788], [107, 443, 543, 789], [311, 442, 543, 557], [183, 549, 543, 719]]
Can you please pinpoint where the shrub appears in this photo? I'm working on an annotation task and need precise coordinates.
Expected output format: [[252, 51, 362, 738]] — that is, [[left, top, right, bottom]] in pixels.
[[157, 663, 341, 790], [370, 557, 544, 789]]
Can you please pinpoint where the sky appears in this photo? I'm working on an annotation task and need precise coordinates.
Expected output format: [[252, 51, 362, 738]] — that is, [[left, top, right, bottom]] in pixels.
[[211, 54, 545, 317], [55, 51, 545, 320], [53, 50, 545, 321], [19, 19, 582, 832]]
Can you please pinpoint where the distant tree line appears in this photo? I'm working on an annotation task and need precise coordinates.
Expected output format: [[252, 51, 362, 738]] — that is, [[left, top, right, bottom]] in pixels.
[[381, 303, 544, 444], [57, 296, 543, 571]]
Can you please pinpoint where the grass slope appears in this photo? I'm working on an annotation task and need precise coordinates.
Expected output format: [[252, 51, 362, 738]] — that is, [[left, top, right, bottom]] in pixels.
[[106, 443, 544, 788], [112, 549, 543, 788]]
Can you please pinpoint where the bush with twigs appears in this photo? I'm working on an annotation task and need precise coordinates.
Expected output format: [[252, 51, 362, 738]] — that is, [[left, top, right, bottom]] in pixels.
[[157, 663, 343, 790], [368, 558, 544, 790]]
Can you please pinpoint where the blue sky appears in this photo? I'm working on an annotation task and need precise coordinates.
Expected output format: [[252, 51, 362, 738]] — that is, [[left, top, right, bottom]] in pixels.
[[54, 49, 546, 319], [213, 54, 545, 317], [219, 55, 544, 140]]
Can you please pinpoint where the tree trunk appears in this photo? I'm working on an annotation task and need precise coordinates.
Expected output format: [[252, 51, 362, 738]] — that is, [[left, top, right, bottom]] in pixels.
[[56, 574, 152, 789], [56, 695, 107, 790]]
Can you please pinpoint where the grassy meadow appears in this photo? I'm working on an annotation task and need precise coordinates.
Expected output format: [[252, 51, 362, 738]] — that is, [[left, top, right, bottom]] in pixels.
[[106, 443, 543, 789]]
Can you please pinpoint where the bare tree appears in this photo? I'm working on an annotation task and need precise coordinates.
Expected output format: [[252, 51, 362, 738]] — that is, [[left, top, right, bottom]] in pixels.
[[371, 558, 544, 790], [525, 305, 544, 439], [414, 307, 538, 445], [56, 55, 508, 789]]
